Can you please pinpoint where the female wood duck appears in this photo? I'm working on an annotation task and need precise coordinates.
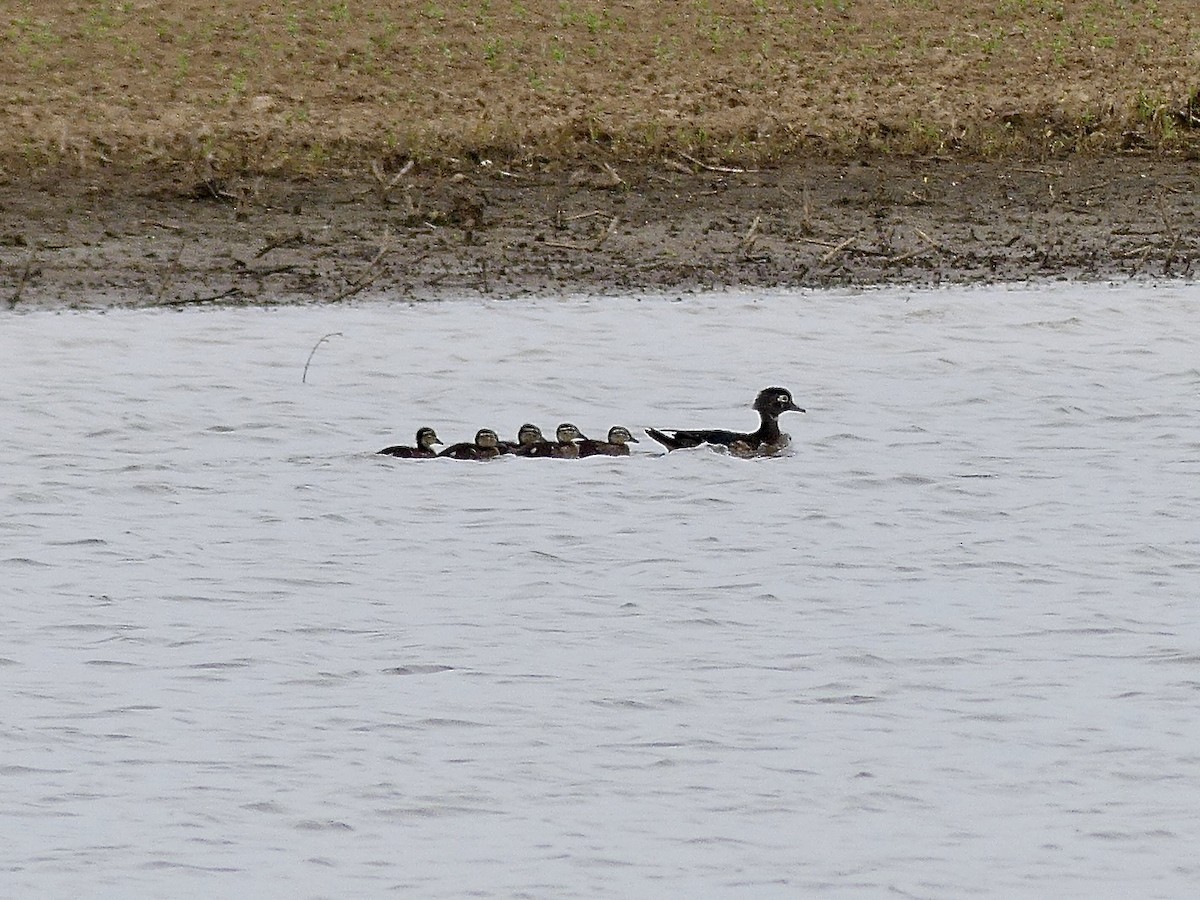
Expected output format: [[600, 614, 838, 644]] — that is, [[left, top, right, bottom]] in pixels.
[[578, 426, 639, 457], [645, 387, 804, 457], [499, 423, 544, 454], [438, 428, 503, 460], [378, 427, 442, 458], [515, 423, 589, 458]]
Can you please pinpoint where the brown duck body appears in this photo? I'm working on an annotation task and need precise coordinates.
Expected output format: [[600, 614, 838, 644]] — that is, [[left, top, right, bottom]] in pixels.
[[439, 429, 502, 460], [578, 426, 639, 458], [498, 424, 544, 454], [515, 423, 588, 459], [578, 441, 629, 458], [645, 387, 804, 457]]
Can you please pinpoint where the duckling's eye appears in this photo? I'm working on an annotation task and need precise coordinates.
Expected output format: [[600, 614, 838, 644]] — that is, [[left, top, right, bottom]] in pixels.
[[776, 393, 790, 404]]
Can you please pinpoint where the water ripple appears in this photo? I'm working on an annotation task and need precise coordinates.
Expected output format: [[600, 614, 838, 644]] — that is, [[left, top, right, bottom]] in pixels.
[[3, 285, 1200, 898]]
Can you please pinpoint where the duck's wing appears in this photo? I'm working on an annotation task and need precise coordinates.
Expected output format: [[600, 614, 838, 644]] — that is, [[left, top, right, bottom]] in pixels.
[[514, 441, 554, 458], [644, 428, 747, 451], [378, 445, 415, 457], [438, 443, 476, 459]]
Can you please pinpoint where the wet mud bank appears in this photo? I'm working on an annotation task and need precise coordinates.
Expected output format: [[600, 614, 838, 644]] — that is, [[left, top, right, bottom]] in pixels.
[[3, 156, 1197, 309]]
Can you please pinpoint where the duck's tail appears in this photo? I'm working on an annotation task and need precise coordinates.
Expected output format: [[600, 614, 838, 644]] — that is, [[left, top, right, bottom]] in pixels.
[[645, 428, 685, 451]]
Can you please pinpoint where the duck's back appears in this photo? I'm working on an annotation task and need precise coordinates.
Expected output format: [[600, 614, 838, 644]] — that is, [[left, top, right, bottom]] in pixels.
[[378, 445, 435, 459], [579, 440, 631, 457], [439, 442, 482, 460], [645, 427, 749, 451]]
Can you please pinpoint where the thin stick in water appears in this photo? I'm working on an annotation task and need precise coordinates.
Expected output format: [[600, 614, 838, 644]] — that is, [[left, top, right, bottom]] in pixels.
[[302, 332, 343, 384]]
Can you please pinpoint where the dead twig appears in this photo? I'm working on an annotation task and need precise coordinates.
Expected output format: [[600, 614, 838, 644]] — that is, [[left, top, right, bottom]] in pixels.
[[819, 234, 858, 265], [887, 246, 931, 265], [236, 264, 299, 279], [887, 227, 946, 264], [9, 246, 37, 307], [154, 239, 186, 304], [678, 151, 753, 174], [740, 216, 764, 259], [167, 287, 242, 306], [369, 159, 414, 202], [594, 216, 619, 249], [914, 229, 944, 251], [1121, 244, 1153, 260], [330, 261, 387, 302], [254, 230, 305, 259], [302, 332, 344, 384], [544, 217, 620, 252], [1163, 232, 1182, 276], [1156, 192, 1182, 275], [564, 209, 607, 222], [741, 216, 761, 250], [795, 236, 845, 250], [795, 235, 893, 258], [141, 220, 183, 233], [330, 227, 391, 302]]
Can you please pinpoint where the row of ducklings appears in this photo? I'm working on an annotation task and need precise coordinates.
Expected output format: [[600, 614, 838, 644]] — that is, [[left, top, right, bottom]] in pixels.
[[379, 423, 638, 461]]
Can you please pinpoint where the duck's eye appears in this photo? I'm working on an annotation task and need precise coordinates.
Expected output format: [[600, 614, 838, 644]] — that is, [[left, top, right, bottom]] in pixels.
[[776, 393, 790, 404]]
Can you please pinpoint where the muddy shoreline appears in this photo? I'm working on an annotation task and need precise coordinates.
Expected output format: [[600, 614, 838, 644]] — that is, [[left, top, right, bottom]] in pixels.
[[2, 156, 1197, 310]]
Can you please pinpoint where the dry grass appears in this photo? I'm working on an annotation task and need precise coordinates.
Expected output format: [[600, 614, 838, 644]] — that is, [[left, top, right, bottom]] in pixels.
[[3, 0, 1199, 177]]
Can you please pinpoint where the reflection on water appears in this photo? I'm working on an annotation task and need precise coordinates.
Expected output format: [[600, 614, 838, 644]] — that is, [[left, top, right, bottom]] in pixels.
[[4, 285, 1200, 897]]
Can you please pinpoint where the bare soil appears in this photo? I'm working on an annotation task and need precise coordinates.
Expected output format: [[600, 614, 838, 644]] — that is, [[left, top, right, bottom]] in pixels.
[[3, 2, 1200, 306], [3, 156, 1197, 309]]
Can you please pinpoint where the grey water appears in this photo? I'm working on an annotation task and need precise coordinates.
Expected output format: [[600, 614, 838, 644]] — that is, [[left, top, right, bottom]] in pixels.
[[3, 284, 1200, 899]]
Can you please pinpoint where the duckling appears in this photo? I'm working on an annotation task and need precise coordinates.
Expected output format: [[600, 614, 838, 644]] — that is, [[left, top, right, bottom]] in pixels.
[[645, 387, 804, 457], [498, 423, 545, 454], [515, 423, 589, 459], [438, 428, 503, 460], [578, 425, 639, 457], [378, 427, 442, 459]]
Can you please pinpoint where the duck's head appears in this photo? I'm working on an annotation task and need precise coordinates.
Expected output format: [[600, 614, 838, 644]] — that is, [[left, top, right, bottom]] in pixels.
[[416, 427, 442, 450], [754, 387, 805, 418], [556, 423, 587, 442], [607, 425, 638, 445], [516, 423, 544, 446], [474, 429, 500, 449]]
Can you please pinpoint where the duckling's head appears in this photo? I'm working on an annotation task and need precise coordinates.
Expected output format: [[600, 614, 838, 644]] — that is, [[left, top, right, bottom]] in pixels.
[[607, 425, 638, 445], [754, 387, 805, 418], [474, 429, 500, 449], [416, 427, 442, 450], [556, 423, 587, 442], [516, 423, 544, 446]]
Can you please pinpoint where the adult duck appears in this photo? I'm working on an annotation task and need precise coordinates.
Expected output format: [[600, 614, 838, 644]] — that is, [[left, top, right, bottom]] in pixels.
[[645, 387, 804, 457]]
